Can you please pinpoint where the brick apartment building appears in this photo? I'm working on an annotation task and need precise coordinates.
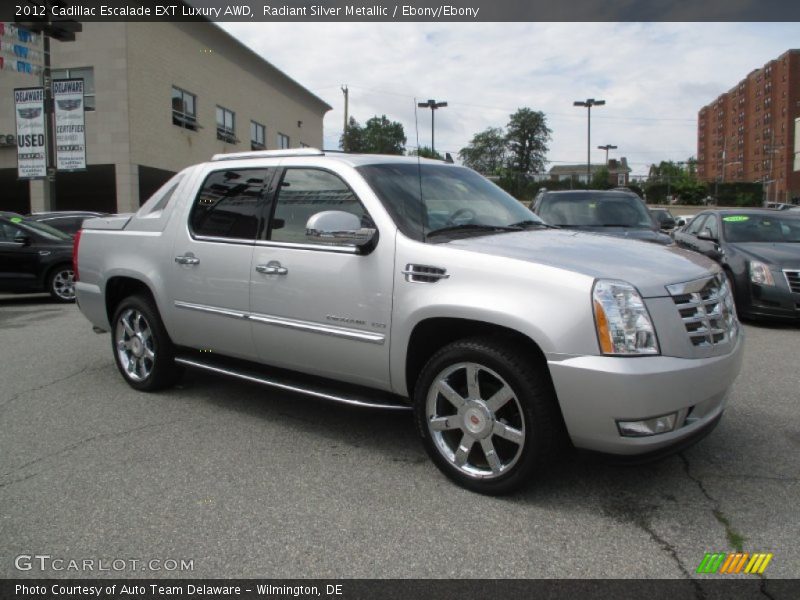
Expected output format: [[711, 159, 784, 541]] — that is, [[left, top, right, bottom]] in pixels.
[[697, 49, 800, 203]]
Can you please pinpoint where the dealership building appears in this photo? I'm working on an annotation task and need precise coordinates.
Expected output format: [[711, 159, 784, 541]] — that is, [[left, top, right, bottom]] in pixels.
[[0, 21, 331, 214]]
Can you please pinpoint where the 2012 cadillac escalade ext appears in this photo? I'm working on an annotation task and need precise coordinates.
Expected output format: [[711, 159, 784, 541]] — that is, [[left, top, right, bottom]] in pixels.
[[75, 149, 743, 494]]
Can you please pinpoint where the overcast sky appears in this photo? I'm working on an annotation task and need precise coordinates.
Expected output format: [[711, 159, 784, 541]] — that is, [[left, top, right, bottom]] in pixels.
[[220, 22, 799, 176]]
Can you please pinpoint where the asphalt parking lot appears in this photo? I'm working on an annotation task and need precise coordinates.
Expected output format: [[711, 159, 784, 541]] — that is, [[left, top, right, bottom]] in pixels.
[[1, 294, 798, 582]]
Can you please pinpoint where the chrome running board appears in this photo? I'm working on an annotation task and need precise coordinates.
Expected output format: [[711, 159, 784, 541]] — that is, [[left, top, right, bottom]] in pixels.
[[174, 356, 411, 411]]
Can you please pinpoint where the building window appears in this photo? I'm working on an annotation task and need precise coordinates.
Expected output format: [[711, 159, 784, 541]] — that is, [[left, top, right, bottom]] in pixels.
[[277, 133, 290, 149], [216, 106, 236, 144], [172, 86, 197, 130], [250, 121, 265, 150], [52, 67, 95, 110]]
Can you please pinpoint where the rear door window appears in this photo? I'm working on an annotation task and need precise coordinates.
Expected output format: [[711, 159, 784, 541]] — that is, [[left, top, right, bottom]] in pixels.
[[189, 168, 274, 241]]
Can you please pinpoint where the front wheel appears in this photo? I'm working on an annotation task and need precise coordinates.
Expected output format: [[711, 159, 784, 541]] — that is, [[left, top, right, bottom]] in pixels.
[[414, 337, 562, 495], [111, 295, 179, 391], [47, 265, 75, 302]]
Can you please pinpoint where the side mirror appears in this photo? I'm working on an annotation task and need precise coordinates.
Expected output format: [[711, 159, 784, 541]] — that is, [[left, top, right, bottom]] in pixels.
[[13, 234, 31, 246], [305, 210, 377, 249], [661, 218, 676, 230], [697, 228, 717, 242]]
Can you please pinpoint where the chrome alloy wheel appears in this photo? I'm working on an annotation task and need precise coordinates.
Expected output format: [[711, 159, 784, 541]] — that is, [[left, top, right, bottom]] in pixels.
[[426, 362, 526, 479], [115, 308, 155, 382], [52, 269, 75, 300]]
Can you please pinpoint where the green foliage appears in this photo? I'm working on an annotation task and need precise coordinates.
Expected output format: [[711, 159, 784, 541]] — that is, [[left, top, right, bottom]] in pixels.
[[505, 108, 551, 175], [408, 146, 443, 160], [340, 115, 406, 155], [458, 127, 506, 175], [715, 183, 763, 207], [590, 167, 612, 190], [459, 109, 551, 180]]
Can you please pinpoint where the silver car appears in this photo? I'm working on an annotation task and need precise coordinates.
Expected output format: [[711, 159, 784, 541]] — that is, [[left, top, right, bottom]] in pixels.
[[75, 150, 743, 494]]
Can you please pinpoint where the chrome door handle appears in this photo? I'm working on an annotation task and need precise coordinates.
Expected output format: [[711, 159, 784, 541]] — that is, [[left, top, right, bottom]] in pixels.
[[175, 255, 200, 265], [255, 261, 288, 275]]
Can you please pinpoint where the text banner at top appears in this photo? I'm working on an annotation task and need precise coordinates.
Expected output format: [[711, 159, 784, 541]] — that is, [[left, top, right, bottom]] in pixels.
[[5, 0, 800, 22]]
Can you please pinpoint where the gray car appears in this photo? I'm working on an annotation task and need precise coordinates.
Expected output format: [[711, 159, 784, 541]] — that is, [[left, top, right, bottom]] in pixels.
[[533, 189, 674, 245], [74, 150, 743, 494]]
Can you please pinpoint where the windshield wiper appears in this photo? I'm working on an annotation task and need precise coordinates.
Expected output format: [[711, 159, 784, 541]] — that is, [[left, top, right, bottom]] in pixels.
[[426, 223, 522, 237], [507, 219, 554, 229], [600, 224, 636, 228]]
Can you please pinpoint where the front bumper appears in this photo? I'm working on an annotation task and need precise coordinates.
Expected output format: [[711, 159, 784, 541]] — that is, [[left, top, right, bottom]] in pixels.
[[740, 280, 800, 321], [547, 331, 744, 455]]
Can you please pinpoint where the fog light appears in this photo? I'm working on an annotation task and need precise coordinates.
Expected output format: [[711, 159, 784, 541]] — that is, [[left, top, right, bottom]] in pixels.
[[617, 413, 678, 437]]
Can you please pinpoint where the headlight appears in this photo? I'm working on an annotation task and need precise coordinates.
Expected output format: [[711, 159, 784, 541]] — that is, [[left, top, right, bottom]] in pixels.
[[592, 280, 659, 355], [749, 260, 774, 286]]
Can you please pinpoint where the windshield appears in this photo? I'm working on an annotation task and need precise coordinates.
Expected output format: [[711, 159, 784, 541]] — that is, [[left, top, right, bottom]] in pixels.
[[538, 192, 655, 228], [357, 163, 542, 241], [722, 214, 800, 243], [9, 217, 73, 241]]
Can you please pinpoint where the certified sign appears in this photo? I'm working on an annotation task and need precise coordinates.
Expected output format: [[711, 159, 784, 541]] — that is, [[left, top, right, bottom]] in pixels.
[[53, 78, 86, 171], [13, 87, 46, 179]]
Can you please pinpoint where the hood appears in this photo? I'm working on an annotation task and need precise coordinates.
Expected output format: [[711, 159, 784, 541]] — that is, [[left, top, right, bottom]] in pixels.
[[445, 229, 718, 298], [730, 243, 800, 268], [565, 226, 673, 245]]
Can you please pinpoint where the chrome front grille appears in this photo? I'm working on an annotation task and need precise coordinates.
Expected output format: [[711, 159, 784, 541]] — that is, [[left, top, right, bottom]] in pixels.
[[784, 270, 800, 294], [667, 274, 738, 348]]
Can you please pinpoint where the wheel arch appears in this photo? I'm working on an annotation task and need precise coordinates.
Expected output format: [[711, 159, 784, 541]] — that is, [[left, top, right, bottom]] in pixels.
[[105, 276, 158, 325], [404, 316, 551, 400]]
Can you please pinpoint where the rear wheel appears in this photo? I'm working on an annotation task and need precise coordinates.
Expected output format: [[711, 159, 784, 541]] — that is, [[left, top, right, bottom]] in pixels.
[[47, 265, 75, 302], [414, 337, 562, 495], [111, 295, 179, 391]]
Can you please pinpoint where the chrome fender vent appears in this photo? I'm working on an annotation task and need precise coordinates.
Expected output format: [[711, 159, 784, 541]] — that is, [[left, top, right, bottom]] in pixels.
[[402, 264, 449, 283]]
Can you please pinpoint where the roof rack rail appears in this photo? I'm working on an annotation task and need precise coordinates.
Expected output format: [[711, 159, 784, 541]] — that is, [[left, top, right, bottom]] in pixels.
[[211, 148, 324, 161]]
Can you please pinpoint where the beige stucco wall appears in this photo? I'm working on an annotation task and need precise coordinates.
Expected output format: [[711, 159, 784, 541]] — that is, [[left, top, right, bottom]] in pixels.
[[125, 22, 328, 173], [1, 21, 329, 213]]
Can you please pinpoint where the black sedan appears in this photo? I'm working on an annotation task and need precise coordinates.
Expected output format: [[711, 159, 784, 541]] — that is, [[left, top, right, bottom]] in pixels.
[[0, 212, 76, 302], [532, 190, 673, 245], [673, 209, 800, 321], [28, 211, 106, 236]]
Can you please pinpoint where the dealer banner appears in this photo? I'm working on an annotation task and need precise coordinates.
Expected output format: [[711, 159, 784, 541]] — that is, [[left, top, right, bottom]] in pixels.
[[53, 78, 87, 171], [13, 86, 46, 179]]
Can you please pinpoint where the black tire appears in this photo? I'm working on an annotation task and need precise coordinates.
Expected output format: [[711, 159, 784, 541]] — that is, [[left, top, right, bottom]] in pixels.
[[413, 337, 563, 495], [111, 294, 179, 392], [47, 264, 76, 303]]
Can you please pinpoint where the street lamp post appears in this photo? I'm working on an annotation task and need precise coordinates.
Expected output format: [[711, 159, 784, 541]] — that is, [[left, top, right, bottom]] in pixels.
[[417, 99, 447, 154], [574, 98, 605, 185], [597, 144, 617, 165]]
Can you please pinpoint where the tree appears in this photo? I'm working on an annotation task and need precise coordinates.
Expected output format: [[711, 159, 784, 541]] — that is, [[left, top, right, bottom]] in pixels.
[[505, 108, 551, 175], [340, 115, 406, 155], [409, 146, 443, 160], [340, 117, 364, 153], [590, 167, 612, 190], [458, 127, 507, 175]]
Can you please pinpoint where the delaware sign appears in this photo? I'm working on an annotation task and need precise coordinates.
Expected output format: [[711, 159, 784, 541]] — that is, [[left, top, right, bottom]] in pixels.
[[13, 87, 46, 179], [53, 78, 87, 171]]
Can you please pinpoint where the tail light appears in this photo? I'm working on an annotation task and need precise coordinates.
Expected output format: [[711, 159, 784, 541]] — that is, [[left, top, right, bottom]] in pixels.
[[72, 229, 82, 281]]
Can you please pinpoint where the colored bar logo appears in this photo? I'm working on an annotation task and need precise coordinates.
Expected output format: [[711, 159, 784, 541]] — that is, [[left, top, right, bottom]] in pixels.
[[696, 552, 773, 574]]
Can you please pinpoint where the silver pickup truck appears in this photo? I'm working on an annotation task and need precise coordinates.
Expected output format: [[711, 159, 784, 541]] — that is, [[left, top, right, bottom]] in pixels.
[[75, 149, 743, 494]]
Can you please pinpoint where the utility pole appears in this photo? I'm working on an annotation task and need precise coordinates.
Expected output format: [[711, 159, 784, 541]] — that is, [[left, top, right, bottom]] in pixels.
[[597, 144, 617, 165], [41, 34, 56, 209], [574, 98, 605, 185], [417, 99, 447, 154], [341, 85, 349, 152]]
